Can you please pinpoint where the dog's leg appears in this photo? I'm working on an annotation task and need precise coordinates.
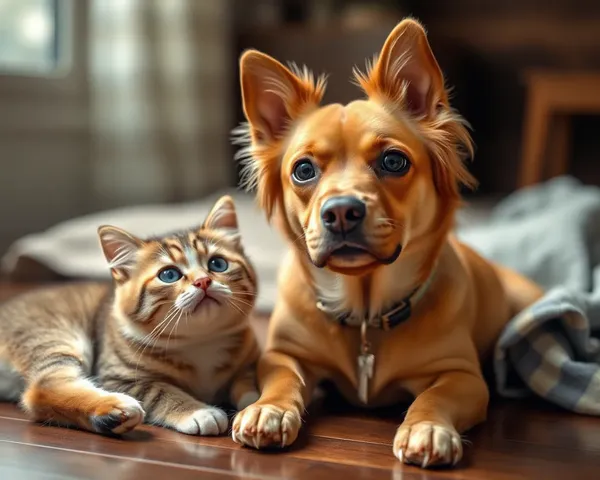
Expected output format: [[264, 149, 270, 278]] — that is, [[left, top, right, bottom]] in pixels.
[[231, 351, 314, 449], [229, 363, 260, 411], [394, 370, 488, 468]]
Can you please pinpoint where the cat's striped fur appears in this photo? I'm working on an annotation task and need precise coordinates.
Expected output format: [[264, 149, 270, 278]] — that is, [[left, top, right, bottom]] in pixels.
[[0, 196, 260, 436]]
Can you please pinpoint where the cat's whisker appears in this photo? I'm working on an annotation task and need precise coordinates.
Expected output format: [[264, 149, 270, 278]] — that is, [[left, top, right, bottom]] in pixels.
[[137, 305, 177, 346], [152, 308, 180, 342], [226, 297, 255, 315], [134, 306, 180, 378], [165, 309, 185, 353], [132, 308, 174, 354], [226, 299, 247, 317], [147, 318, 175, 349], [227, 290, 258, 297], [144, 314, 176, 361], [228, 297, 255, 309]]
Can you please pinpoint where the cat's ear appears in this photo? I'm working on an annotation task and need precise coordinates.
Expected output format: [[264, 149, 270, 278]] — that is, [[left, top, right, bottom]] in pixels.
[[203, 195, 241, 244], [97, 225, 143, 280]]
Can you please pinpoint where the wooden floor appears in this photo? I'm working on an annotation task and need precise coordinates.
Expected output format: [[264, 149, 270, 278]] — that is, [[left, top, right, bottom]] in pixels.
[[2, 283, 600, 479], [3, 398, 600, 480]]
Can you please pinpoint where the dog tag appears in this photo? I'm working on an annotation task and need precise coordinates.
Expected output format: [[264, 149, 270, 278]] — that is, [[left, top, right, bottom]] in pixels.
[[358, 352, 375, 404]]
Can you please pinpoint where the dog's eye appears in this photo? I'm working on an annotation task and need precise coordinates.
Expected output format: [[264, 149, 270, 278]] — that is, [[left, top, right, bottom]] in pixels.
[[292, 159, 319, 184], [379, 150, 411, 176]]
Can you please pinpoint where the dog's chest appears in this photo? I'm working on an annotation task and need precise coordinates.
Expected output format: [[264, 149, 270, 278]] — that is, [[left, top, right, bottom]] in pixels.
[[331, 375, 414, 408], [180, 337, 237, 401], [325, 326, 417, 406]]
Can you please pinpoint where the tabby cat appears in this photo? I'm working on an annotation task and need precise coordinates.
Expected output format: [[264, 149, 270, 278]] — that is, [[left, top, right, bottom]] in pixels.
[[0, 195, 260, 436]]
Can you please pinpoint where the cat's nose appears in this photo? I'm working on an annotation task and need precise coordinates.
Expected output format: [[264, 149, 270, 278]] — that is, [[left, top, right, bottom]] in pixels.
[[193, 277, 212, 291]]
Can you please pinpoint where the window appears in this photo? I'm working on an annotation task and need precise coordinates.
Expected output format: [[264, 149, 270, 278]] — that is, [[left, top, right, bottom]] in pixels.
[[0, 0, 71, 76]]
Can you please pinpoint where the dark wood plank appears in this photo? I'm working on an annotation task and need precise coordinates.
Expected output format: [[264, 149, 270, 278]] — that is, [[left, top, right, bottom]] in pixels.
[[4, 401, 600, 480], [0, 441, 244, 480], [0, 414, 416, 480], [0, 406, 416, 474], [308, 399, 600, 453], [481, 399, 600, 453]]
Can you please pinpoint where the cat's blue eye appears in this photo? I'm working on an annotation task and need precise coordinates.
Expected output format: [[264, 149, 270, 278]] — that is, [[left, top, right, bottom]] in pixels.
[[208, 256, 228, 273], [158, 267, 183, 283]]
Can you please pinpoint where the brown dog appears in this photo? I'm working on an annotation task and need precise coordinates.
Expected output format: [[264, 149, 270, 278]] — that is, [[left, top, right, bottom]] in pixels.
[[231, 18, 543, 468]]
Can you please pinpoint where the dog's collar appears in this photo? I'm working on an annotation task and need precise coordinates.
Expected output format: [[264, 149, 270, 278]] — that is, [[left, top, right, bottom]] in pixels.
[[316, 268, 436, 330]]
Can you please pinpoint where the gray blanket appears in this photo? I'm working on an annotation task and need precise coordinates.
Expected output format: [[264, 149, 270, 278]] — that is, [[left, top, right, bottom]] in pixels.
[[459, 176, 600, 414]]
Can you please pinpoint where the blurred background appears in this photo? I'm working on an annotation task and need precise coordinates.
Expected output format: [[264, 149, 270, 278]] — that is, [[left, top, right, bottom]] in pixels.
[[1, 0, 600, 256]]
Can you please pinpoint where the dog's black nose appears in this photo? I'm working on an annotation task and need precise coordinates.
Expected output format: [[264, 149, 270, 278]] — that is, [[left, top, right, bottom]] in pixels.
[[321, 196, 366, 234]]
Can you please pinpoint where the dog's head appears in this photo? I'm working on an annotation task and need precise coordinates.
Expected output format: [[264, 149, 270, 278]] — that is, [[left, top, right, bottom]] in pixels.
[[236, 19, 476, 277]]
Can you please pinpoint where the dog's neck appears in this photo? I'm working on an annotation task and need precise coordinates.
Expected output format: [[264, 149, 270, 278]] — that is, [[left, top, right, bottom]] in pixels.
[[310, 238, 439, 320]]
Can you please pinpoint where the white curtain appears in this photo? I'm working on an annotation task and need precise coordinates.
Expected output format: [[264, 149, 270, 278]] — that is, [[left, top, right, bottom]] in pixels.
[[89, 0, 233, 209]]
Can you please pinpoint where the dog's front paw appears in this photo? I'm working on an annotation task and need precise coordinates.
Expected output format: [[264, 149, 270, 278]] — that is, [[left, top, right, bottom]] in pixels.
[[232, 404, 301, 449], [393, 421, 462, 468], [173, 407, 229, 436]]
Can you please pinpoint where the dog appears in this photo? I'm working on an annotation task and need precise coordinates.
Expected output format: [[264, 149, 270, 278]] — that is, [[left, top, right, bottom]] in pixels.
[[231, 18, 543, 468]]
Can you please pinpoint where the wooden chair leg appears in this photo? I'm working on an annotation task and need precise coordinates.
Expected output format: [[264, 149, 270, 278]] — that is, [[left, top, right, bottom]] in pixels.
[[519, 91, 550, 188], [547, 114, 570, 179]]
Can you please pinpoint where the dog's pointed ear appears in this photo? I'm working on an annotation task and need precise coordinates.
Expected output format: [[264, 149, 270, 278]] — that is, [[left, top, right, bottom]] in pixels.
[[356, 18, 446, 118], [357, 19, 477, 201], [239, 50, 326, 144], [237, 50, 326, 219]]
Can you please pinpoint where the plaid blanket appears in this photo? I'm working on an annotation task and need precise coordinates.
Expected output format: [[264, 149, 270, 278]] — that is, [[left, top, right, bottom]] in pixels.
[[459, 176, 600, 414]]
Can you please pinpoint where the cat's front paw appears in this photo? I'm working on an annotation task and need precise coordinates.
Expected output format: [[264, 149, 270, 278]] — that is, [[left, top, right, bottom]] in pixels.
[[174, 407, 229, 436], [89, 393, 145, 435], [232, 404, 301, 449]]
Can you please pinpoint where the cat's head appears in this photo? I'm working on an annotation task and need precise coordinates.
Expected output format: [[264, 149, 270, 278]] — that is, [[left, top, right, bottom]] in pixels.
[[97, 195, 257, 339]]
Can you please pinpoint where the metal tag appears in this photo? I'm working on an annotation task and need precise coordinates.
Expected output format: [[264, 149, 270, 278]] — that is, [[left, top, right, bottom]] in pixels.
[[357, 319, 374, 404], [357, 352, 375, 404]]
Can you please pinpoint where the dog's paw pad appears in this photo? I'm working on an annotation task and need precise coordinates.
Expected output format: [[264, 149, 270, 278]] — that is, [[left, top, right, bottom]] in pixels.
[[232, 404, 301, 449], [393, 421, 462, 468]]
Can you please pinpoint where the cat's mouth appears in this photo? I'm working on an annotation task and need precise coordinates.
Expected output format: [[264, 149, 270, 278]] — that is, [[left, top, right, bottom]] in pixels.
[[191, 295, 220, 312]]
